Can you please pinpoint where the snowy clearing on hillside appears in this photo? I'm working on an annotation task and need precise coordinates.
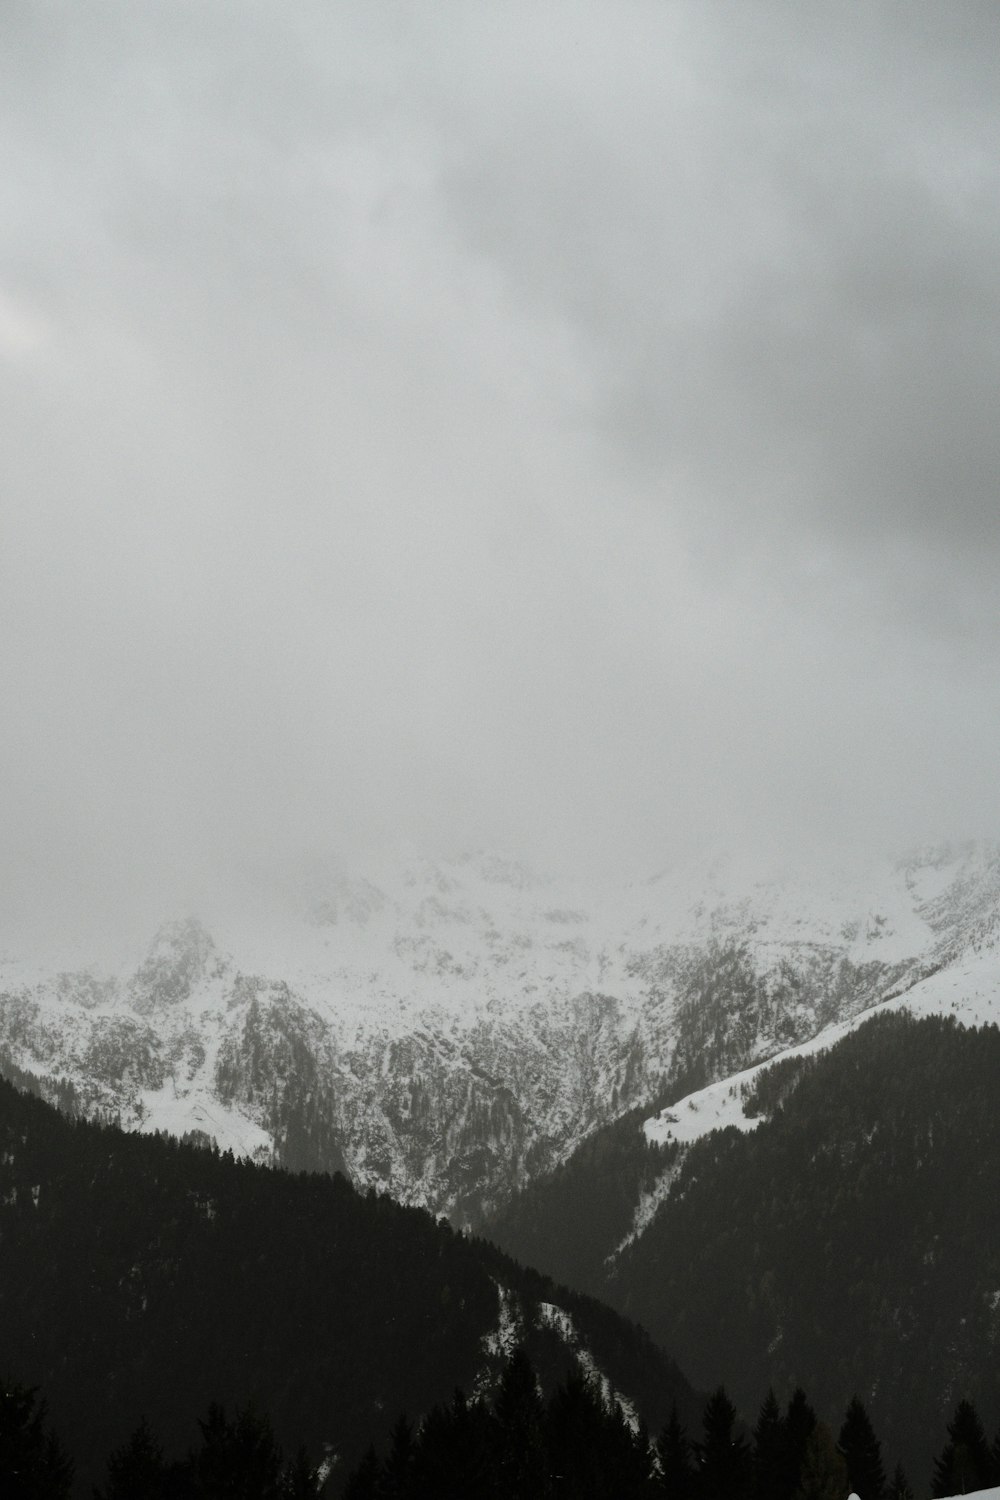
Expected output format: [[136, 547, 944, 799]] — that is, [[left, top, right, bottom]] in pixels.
[[134, 1084, 272, 1159], [645, 944, 1000, 1151]]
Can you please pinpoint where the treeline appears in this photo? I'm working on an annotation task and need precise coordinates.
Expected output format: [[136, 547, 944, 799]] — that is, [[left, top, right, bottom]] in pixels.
[[343, 1358, 1000, 1500], [0, 1379, 319, 1498], [7, 1344, 1000, 1497]]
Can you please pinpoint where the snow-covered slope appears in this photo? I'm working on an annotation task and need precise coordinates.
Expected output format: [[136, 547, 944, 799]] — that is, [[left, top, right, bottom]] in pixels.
[[644, 933, 1000, 1156], [2, 841, 1000, 1222]]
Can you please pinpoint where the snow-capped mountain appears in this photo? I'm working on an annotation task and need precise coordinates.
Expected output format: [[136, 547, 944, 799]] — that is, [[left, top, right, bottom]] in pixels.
[[2, 841, 1000, 1222]]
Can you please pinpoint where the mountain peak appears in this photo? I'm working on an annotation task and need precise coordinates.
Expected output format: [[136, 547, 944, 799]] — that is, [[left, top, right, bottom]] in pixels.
[[129, 917, 219, 1014]]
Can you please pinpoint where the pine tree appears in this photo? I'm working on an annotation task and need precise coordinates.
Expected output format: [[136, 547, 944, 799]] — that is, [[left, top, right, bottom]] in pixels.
[[491, 1349, 550, 1500], [793, 1423, 848, 1500], [0, 1378, 74, 1499], [280, 1446, 320, 1498], [657, 1402, 695, 1500], [434, 1388, 494, 1500], [380, 1415, 415, 1500], [94, 1416, 171, 1500], [782, 1389, 818, 1500], [603, 1401, 655, 1499], [343, 1445, 380, 1500], [191, 1402, 285, 1499], [837, 1397, 885, 1500], [546, 1370, 611, 1498], [886, 1462, 914, 1500], [753, 1390, 786, 1500], [695, 1387, 751, 1500], [932, 1400, 994, 1497]]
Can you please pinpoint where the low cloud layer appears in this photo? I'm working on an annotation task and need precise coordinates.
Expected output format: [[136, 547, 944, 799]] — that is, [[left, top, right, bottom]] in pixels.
[[2, 2, 999, 936]]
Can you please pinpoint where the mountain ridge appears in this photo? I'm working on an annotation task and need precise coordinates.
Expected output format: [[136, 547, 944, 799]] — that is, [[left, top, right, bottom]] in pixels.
[[3, 840, 1000, 1222]]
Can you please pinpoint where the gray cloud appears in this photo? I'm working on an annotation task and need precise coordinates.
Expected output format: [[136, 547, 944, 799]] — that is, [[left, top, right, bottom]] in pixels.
[[1, 2, 999, 938]]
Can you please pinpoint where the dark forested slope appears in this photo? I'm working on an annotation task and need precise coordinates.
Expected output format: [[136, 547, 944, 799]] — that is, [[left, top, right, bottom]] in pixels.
[[491, 1012, 1000, 1484], [0, 1077, 697, 1495]]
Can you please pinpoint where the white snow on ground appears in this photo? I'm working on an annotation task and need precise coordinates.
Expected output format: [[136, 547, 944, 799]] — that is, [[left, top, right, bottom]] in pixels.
[[894, 946, 1000, 1030], [538, 1302, 640, 1433], [645, 943, 1000, 1150], [134, 1084, 271, 1159], [939, 1491, 1000, 1500], [473, 1283, 525, 1400], [609, 1161, 684, 1259], [482, 1283, 522, 1362], [644, 1073, 763, 1149], [643, 1004, 870, 1150]]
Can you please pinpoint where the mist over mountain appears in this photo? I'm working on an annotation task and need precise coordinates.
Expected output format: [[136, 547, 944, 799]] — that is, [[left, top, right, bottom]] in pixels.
[[4, 840, 1000, 1227], [2, 2, 1000, 937], [3, 8, 1000, 1496]]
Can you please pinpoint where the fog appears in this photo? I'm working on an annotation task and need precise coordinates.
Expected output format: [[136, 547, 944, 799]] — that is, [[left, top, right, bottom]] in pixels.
[[2, 2, 999, 937]]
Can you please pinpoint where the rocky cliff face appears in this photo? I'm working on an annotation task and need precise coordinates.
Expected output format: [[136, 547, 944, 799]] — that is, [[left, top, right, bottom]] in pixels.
[[2, 842, 999, 1223]]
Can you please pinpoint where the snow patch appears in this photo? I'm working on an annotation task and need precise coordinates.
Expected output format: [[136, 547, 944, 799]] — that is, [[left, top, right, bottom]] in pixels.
[[473, 1282, 524, 1400], [610, 1161, 684, 1258], [645, 1071, 770, 1148], [538, 1301, 640, 1433], [645, 940, 1000, 1155], [134, 1084, 272, 1159]]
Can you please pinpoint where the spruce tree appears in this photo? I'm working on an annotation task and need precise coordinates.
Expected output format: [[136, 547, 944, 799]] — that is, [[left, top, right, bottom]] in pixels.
[[343, 1445, 380, 1500], [837, 1397, 885, 1500], [281, 1446, 320, 1498], [604, 1401, 656, 1499], [886, 1462, 914, 1500], [440, 1389, 494, 1499], [695, 1386, 751, 1500], [546, 1370, 610, 1498], [191, 1402, 285, 1499], [380, 1415, 416, 1500], [94, 1416, 171, 1500], [793, 1423, 848, 1500], [657, 1402, 695, 1500], [0, 1378, 74, 1499], [491, 1349, 549, 1500], [753, 1390, 786, 1500], [782, 1389, 818, 1500], [932, 1400, 993, 1497]]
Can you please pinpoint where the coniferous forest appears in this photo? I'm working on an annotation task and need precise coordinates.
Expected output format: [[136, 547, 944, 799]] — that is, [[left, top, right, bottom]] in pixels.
[[8, 1343, 1000, 1499], [0, 1074, 694, 1495], [487, 1012, 1000, 1484], [5, 1013, 1000, 1495]]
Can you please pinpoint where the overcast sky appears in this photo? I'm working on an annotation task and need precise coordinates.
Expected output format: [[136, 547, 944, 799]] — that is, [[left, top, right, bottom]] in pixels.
[[2, 1, 999, 933]]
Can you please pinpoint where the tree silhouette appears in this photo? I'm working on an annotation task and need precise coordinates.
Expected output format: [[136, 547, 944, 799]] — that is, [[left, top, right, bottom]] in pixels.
[[695, 1387, 751, 1500], [782, 1389, 818, 1500], [932, 1400, 994, 1497], [0, 1378, 73, 1499], [657, 1401, 695, 1500], [793, 1423, 848, 1500], [94, 1416, 173, 1500], [191, 1402, 285, 1499], [837, 1397, 885, 1500], [491, 1349, 549, 1500], [753, 1389, 786, 1500]]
